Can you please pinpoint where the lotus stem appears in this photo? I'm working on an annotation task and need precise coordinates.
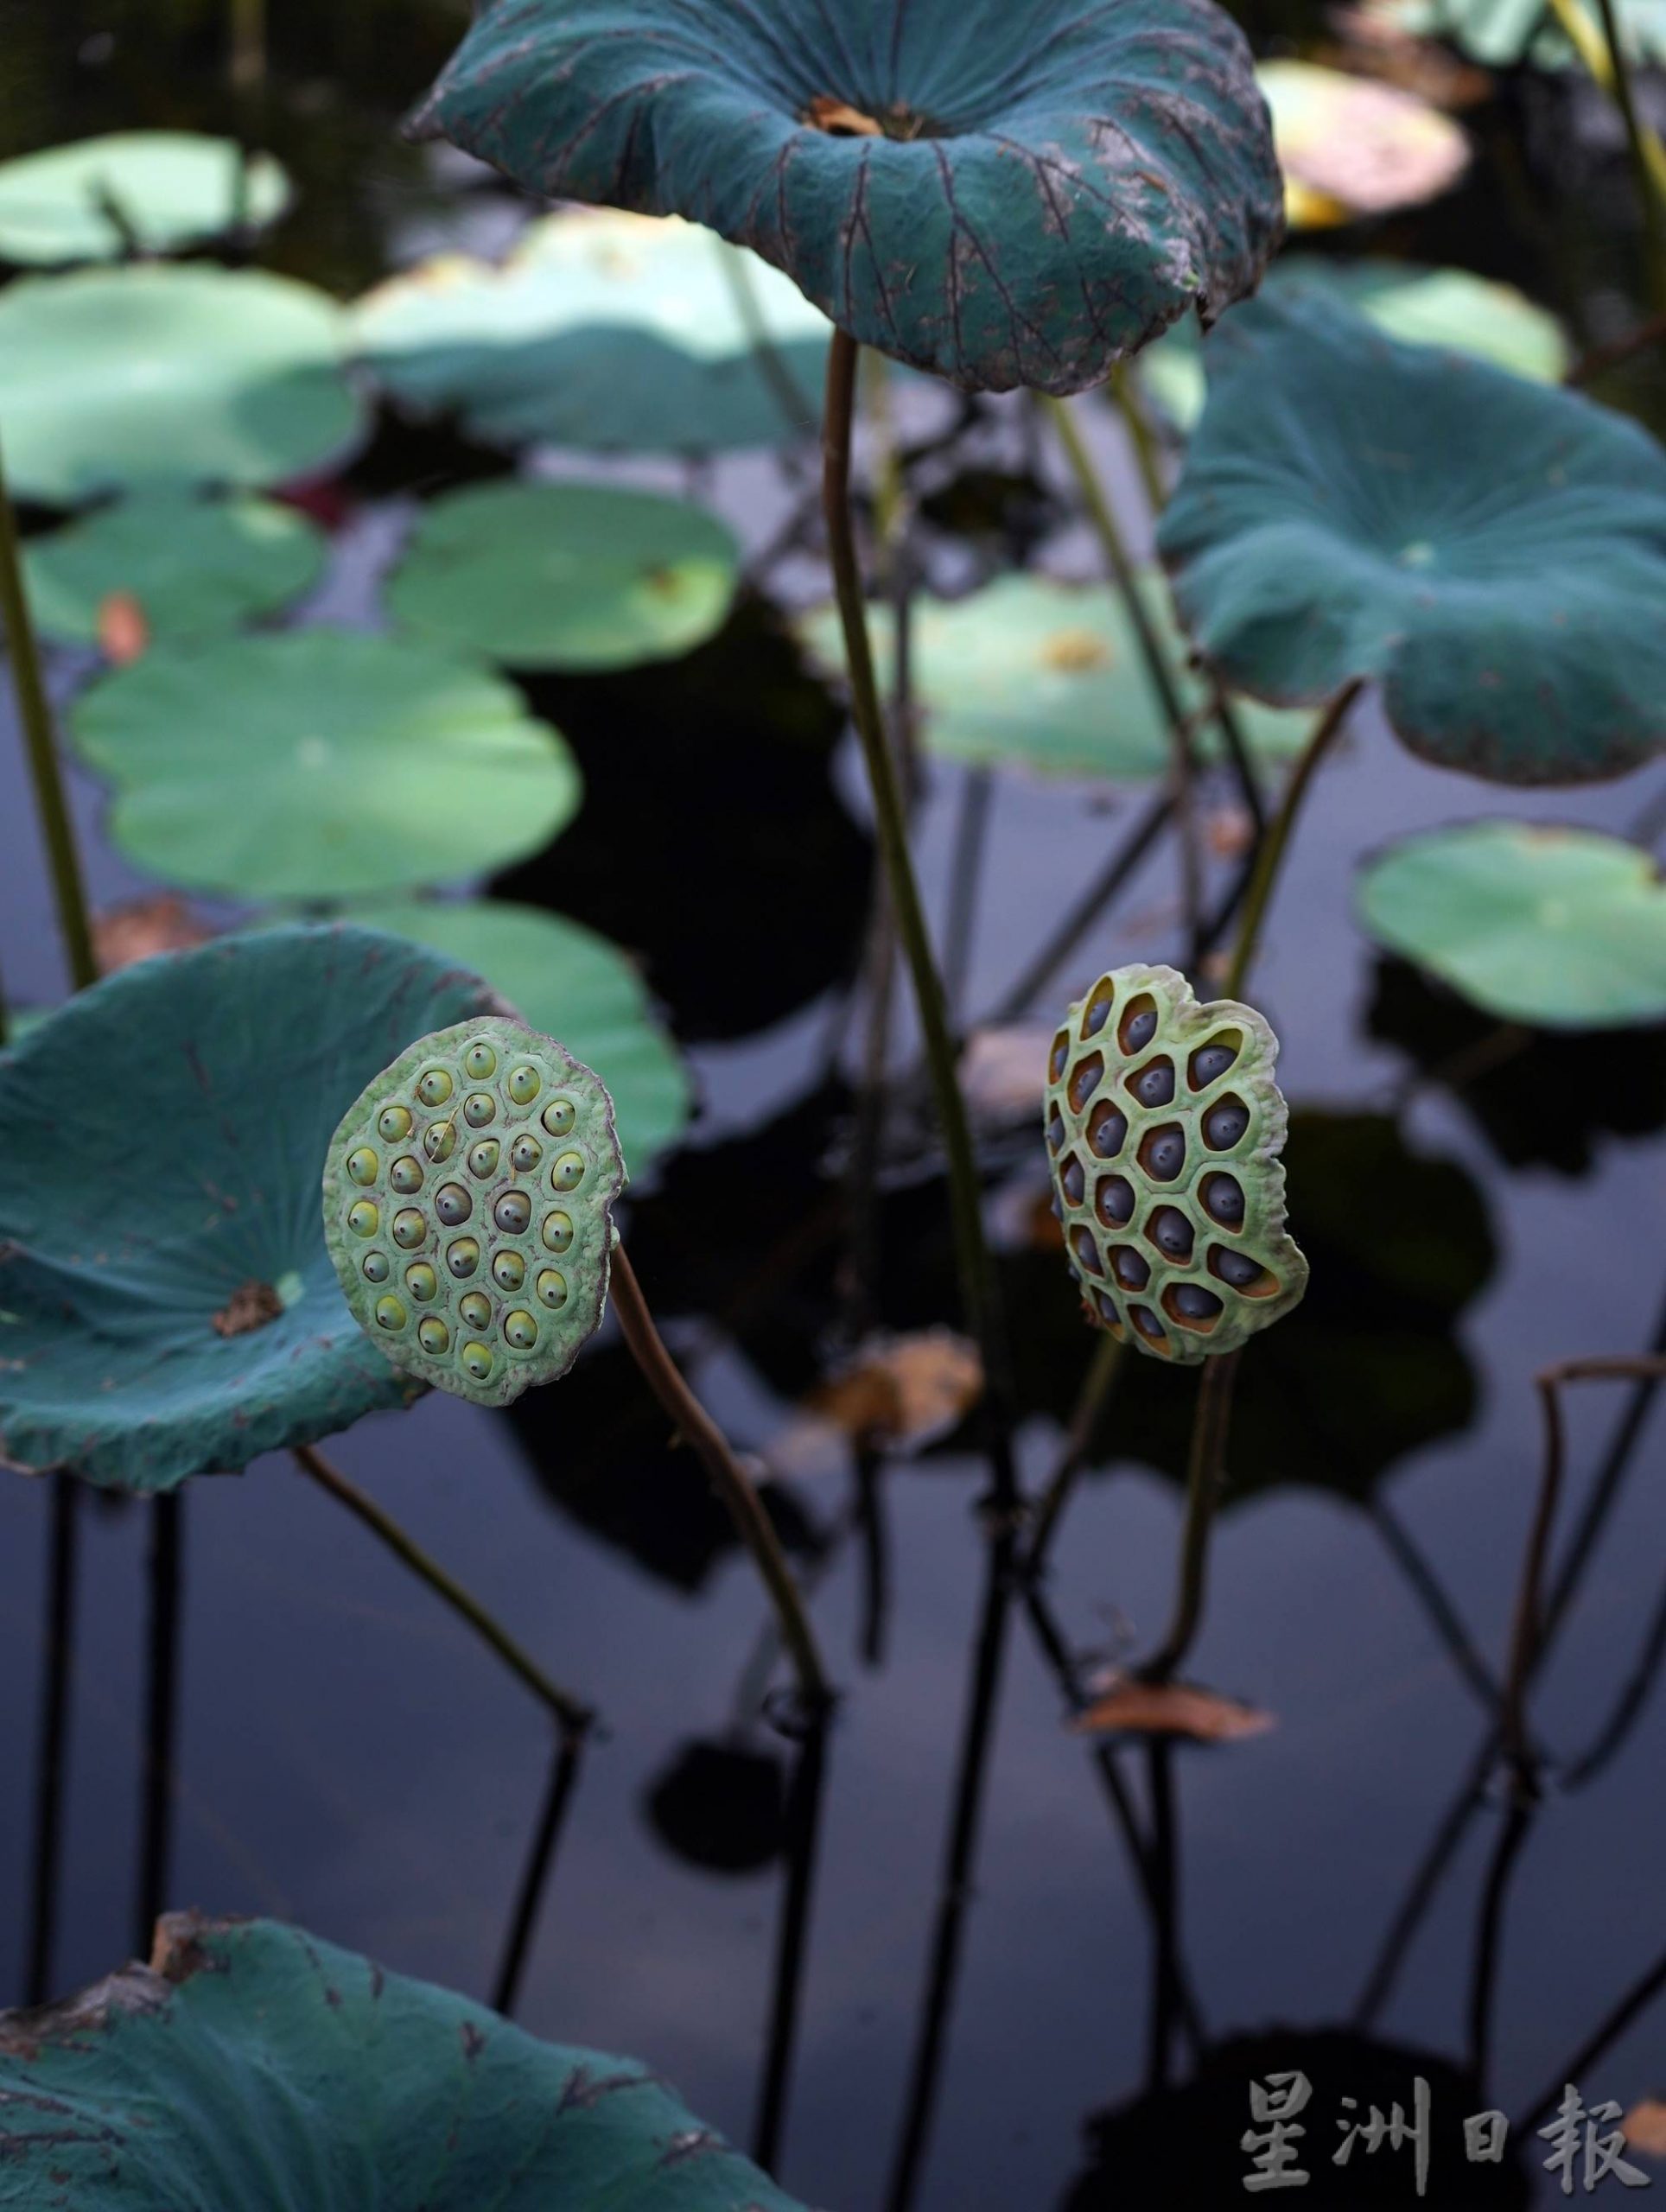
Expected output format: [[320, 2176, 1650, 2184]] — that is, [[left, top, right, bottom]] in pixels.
[[713, 238, 819, 438], [609, 1241, 833, 1711], [823, 327, 1018, 1508], [292, 1444, 594, 1740], [1141, 1349, 1241, 1684], [0, 435, 98, 994], [1109, 361, 1170, 516], [1549, 0, 1666, 305], [1221, 679, 1363, 1002], [1024, 1331, 1125, 1577]]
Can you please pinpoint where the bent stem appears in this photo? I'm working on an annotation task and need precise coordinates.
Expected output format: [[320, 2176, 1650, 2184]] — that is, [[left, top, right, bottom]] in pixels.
[[0, 435, 98, 994], [292, 1444, 593, 1740], [1024, 1331, 1125, 1577], [823, 327, 1017, 1505], [1141, 1350, 1241, 1684], [1221, 679, 1363, 1002], [609, 1241, 833, 1711]]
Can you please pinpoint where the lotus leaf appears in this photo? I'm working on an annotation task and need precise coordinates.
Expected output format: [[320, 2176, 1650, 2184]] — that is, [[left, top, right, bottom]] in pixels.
[[354, 209, 829, 450], [1045, 963, 1307, 1363], [388, 480, 740, 671], [70, 629, 582, 900], [0, 927, 508, 1492], [23, 487, 327, 648], [0, 1912, 808, 2209], [352, 899, 691, 1170], [799, 572, 1307, 780], [1257, 60, 1470, 227], [0, 264, 363, 505], [1156, 293, 1666, 786], [1138, 257, 1568, 435], [1358, 820, 1666, 1027], [326, 1016, 626, 1408], [1369, 0, 1666, 69], [0, 130, 289, 265], [413, 0, 1284, 395]]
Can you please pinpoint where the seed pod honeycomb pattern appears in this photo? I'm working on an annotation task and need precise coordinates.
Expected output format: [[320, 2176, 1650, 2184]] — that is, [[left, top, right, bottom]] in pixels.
[[1044, 963, 1307, 1363], [323, 1017, 626, 1408]]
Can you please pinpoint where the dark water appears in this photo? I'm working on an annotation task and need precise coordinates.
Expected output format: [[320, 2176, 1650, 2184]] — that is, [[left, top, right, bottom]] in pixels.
[[3, 9, 1666, 2209]]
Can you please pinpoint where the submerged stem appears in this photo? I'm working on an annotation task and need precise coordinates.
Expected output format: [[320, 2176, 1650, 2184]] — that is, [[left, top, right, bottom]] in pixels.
[[1141, 1350, 1241, 1684], [1024, 1331, 1125, 1577]]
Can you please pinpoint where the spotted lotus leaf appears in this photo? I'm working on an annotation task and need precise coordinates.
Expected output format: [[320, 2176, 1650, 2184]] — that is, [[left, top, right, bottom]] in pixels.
[[412, 0, 1284, 396], [1045, 964, 1307, 1363], [325, 1017, 626, 1408]]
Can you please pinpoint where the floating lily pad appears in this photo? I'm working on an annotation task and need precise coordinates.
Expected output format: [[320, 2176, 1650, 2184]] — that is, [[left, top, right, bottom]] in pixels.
[[1358, 820, 1666, 1027], [0, 1912, 808, 2209], [388, 480, 740, 671], [1157, 292, 1666, 785], [413, 0, 1283, 395], [799, 573, 1308, 780], [1045, 963, 1308, 1364], [0, 130, 289, 265], [0, 264, 364, 505], [0, 927, 506, 1493], [71, 629, 582, 900], [1258, 60, 1470, 227], [1140, 257, 1568, 434], [325, 1016, 626, 1408], [22, 487, 327, 649], [354, 209, 829, 449], [351, 899, 691, 1170]]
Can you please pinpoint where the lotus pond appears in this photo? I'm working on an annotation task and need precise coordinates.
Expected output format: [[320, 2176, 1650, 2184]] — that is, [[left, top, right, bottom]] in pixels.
[[3, 3, 1666, 2207]]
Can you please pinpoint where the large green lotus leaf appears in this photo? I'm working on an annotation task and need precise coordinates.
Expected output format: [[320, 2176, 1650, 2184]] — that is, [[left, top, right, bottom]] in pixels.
[[797, 571, 1308, 780], [1358, 820, 1666, 1028], [1139, 256, 1569, 435], [1369, 0, 1666, 69], [0, 1912, 808, 2209], [353, 899, 691, 1173], [354, 209, 829, 450], [388, 480, 740, 671], [1256, 60, 1470, 228], [0, 927, 507, 1493], [22, 487, 327, 648], [1156, 292, 1666, 787], [0, 265, 364, 505], [70, 629, 582, 900], [412, 0, 1283, 397], [0, 131, 289, 265]]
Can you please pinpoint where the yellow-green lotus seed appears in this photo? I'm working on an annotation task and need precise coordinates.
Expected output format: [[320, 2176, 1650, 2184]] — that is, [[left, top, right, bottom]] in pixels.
[[391, 1208, 426, 1249], [542, 1097, 576, 1137], [416, 1068, 453, 1107], [446, 1236, 480, 1278], [463, 1091, 496, 1128], [494, 1190, 532, 1235], [347, 1200, 379, 1238], [405, 1262, 438, 1303], [423, 1119, 456, 1163], [536, 1268, 569, 1310], [390, 1155, 423, 1195], [347, 1147, 378, 1186], [461, 1341, 493, 1382], [509, 1065, 540, 1105], [550, 1151, 585, 1192], [503, 1309, 538, 1351], [460, 1290, 492, 1331], [373, 1295, 407, 1332], [435, 1182, 472, 1226], [541, 1211, 574, 1254], [418, 1316, 450, 1355], [362, 1250, 391, 1284], [467, 1139, 500, 1179], [464, 1040, 497, 1079], [493, 1250, 525, 1292], [377, 1105, 412, 1141], [509, 1133, 542, 1173]]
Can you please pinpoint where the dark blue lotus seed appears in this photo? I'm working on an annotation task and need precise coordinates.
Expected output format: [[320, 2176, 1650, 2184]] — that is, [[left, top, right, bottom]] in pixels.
[[463, 1091, 496, 1129], [1129, 1057, 1175, 1109], [1213, 1247, 1270, 1291], [1189, 1036, 1240, 1090], [1129, 1304, 1166, 1343], [1072, 1227, 1104, 1276], [436, 1182, 472, 1226], [1203, 1096, 1250, 1150], [1082, 989, 1111, 1038], [494, 1190, 532, 1235], [1140, 1126, 1186, 1182], [1068, 1053, 1104, 1113], [460, 1291, 492, 1332], [423, 1119, 457, 1163], [1170, 1283, 1223, 1322], [1089, 1101, 1128, 1159], [1148, 1206, 1193, 1262], [1050, 1031, 1069, 1082], [1120, 1000, 1158, 1054], [510, 1133, 542, 1173], [377, 1105, 412, 1143], [1046, 1109, 1066, 1154], [1097, 1175, 1135, 1226], [446, 1236, 480, 1278], [391, 1207, 426, 1249], [1202, 1173, 1244, 1227], [1112, 1246, 1149, 1291], [1060, 1153, 1085, 1206], [361, 1250, 391, 1285], [467, 1139, 500, 1179]]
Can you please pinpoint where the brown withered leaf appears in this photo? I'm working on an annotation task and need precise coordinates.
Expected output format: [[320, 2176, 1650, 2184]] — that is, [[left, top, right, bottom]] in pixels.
[[1623, 2102, 1666, 2159], [1072, 1678, 1275, 1744], [211, 1281, 283, 1339], [960, 1023, 1052, 1122], [92, 895, 214, 977], [807, 1329, 983, 1451], [96, 590, 150, 665]]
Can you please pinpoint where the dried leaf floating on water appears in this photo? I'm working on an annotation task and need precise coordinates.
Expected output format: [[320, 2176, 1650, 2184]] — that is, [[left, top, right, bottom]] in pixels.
[[1257, 60, 1470, 226], [1072, 1677, 1275, 1741]]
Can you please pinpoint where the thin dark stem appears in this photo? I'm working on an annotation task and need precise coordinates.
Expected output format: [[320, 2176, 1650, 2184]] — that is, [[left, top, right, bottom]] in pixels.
[[1144, 1740, 1182, 2092], [134, 1491, 184, 1958], [292, 1444, 594, 1738], [941, 768, 993, 1025], [1466, 1798, 1536, 2098], [714, 238, 820, 438], [25, 1476, 79, 2005], [1521, 1940, 1666, 2133], [752, 1714, 831, 2175], [823, 327, 1017, 1509], [854, 1449, 891, 1669], [1222, 683, 1363, 1003], [1368, 1496, 1502, 1714], [1024, 1332, 1125, 1579], [1541, 1289, 1666, 1647], [1351, 1745, 1492, 2030], [1592, 0, 1666, 308], [610, 1243, 832, 1711], [0, 434, 98, 994], [1109, 361, 1169, 518], [1561, 1561, 1666, 1786], [491, 1732, 587, 2017], [1141, 1351, 1241, 1684]]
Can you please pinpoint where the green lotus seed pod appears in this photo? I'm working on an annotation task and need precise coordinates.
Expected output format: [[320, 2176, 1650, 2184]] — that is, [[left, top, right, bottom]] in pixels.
[[347, 1199, 378, 1239], [347, 1147, 378, 1187], [361, 1250, 391, 1285], [1043, 963, 1307, 1366], [373, 1295, 407, 1332], [324, 1016, 626, 1408]]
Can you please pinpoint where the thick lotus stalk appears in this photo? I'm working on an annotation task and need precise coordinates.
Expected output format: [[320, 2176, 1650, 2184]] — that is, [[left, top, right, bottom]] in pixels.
[[1045, 963, 1307, 1363], [325, 1017, 626, 1408]]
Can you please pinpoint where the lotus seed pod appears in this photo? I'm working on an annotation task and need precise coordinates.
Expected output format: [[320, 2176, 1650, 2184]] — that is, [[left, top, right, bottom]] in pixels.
[[324, 1016, 626, 1408], [1044, 963, 1307, 1364]]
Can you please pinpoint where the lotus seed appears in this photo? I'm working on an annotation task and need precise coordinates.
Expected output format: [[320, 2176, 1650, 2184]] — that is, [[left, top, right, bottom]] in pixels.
[[1213, 1247, 1269, 1291], [389, 1155, 423, 1194], [1129, 1304, 1166, 1343], [1097, 1175, 1135, 1226], [1121, 1003, 1158, 1054], [1202, 1173, 1245, 1226], [418, 1317, 450, 1354], [377, 1106, 412, 1141], [1046, 1109, 1065, 1154], [361, 1250, 391, 1284], [1061, 1154, 1085, 1206], [461, 1341, 494, 1382], [1094, 1291, 1122, 1329], [423, 1120, 457, 1163], [1088, 1102, 1128, 1159], [1129, 1057, 1175, 1109], [347, 1147, 378, 1186], [1204, 1096, 1250, 1149], [510, 1134, 542, 1173], [493, 1249, 525, 1292], [464, 1040, 497, 1079], [1141, 1126, 1186, 1182], [347, 1200, 378, 1238], [467, 1139, 500, 1179], [435, 1182, 472, 1226], [509, 1065, 541, 1105], [1190, 1038, 1239, 1089], [1068, 1053, 1104, 1113], [463, 1092, 496, 1129], [1050, 1032, 1069, 1081], [373, 1295, 407, 1332], [1082, 991, 1111, 1038], [541, 1098, 576, 1136], [1112, 1246, 1150, 1290], [391, 1207, 426, 1249], [541, 1211, 574, 1254], [537, 1268, 569, 1309], [405, 1262, 438, 1303], [1148, 1206, 1193, 1262], [550, 1151, 585, 1192], [446, 1236, 480, 1278], [1072, 1226, 1103, 1276], [460, 1291, 492, 1331], [416, 1069, 453, 1107], [493, 1191, 531, 1235], [1171, 1283, 1224, 1322], [503, 1309, 539, 1351]]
